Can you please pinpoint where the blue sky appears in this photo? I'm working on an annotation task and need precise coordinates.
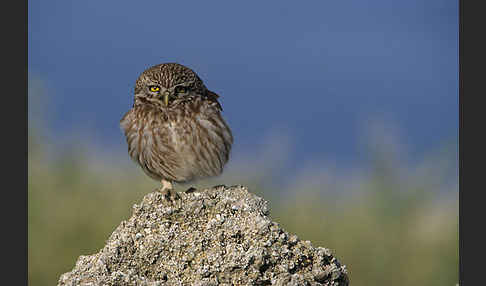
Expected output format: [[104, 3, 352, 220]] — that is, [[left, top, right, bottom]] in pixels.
[[28, 0, 458, 171]]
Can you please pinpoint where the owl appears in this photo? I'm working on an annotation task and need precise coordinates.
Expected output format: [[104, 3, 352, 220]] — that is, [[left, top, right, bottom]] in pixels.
[[120, 63, 233, 200]]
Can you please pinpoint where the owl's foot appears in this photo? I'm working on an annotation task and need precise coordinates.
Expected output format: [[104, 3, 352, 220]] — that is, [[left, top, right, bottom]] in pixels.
[[159, 188, 180, 202], [158, 180, 180, 202]]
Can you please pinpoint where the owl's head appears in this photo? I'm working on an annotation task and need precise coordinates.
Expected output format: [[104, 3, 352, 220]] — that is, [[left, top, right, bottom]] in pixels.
[[133, 63, 213, 108]]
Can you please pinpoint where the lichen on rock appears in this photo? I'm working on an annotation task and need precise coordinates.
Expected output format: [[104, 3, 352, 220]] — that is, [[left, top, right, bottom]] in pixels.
[[58, 185, 349, 285]]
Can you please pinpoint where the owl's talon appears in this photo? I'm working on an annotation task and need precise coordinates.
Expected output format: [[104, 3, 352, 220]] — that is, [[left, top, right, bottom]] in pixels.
[[159, 188, 180, 202], [158, 180, 180, 202]]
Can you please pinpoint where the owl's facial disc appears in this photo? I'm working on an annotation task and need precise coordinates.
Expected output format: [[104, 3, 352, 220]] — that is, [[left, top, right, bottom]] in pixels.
[[135, 79, 197, 107]]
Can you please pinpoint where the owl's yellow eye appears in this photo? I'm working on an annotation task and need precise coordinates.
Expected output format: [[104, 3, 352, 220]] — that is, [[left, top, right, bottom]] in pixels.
[[175, 86, 188, 94], [149, 86, 160, 92]]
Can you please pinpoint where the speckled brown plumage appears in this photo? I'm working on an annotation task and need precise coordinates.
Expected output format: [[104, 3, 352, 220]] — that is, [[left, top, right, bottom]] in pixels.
[[120, 63, 233, 194]]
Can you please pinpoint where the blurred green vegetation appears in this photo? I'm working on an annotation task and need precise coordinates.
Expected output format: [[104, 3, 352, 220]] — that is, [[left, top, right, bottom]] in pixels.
[[28, 81, 458, 285], [28, 135, 458, 286]]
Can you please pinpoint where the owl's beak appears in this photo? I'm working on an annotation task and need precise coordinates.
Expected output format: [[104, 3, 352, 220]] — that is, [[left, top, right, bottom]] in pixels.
[[162, 91, 169, 106]]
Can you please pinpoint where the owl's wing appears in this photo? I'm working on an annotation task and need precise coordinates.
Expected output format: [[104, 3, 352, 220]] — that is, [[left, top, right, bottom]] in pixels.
[[206, 90, 223, 111]]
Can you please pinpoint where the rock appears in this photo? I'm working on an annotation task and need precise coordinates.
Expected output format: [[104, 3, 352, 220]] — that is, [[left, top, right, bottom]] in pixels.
[[58, 185, 349, 285]]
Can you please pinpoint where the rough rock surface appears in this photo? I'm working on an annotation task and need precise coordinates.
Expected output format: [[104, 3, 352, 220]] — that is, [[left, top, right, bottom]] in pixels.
[[58, 185, 349, 285]]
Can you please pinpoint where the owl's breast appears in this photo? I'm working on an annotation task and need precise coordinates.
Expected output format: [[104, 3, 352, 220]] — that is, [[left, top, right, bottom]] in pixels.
[[120, 102, 233, 183]]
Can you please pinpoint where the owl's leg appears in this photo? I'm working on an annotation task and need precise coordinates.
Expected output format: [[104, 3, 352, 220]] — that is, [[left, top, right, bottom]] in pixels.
[[159, 179, 180, 201], [161, 179, 173, 191]]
